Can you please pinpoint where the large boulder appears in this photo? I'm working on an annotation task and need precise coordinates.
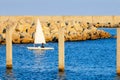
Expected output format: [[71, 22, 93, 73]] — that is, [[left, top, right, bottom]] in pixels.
[[15, 25, 23, 32], [0, 34, 3, 43], [20, 32, 33, 43], [28, 27, 36, 35], [98, 30, 111, 38], [12, 31, 20, 43], [0, 26, 3, 34], [0, 34, 6, 44]]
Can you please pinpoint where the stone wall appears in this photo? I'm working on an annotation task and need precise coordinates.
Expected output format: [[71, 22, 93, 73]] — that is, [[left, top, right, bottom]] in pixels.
[[0, 16, 111, 44]]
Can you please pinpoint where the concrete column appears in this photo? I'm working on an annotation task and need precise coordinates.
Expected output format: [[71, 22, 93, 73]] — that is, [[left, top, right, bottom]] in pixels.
[[6, 27, 12, 69], [117, 28, 120, 74], [58, 28, 65, 72]]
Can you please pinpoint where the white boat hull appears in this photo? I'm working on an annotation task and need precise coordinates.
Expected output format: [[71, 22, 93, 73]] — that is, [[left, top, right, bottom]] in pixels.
[[27, 47, 54, 50]]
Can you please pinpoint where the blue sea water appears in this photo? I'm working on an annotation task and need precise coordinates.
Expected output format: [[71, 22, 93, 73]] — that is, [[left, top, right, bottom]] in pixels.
[[0, 29, 118, 80], [98, 28, 117, 36]]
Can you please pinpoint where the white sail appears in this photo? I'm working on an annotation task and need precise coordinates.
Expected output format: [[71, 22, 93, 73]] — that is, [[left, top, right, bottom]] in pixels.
[[34, 19, 46, 44]]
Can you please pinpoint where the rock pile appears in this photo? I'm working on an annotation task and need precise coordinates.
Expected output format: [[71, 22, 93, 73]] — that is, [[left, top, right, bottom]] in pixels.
[[0, 17, 111, 44]]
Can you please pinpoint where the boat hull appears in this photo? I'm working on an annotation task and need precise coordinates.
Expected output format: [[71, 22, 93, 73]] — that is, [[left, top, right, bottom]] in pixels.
[[27, 47, 54, 50]]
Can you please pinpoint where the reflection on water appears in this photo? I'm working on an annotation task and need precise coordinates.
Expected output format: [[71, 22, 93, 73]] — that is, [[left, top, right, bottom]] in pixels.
[[115, 75, 120, 80], [4, 69, 16, 80], [33, 50, 45, 63], [33, 50, 46, 54], [58, 72, 66, 80], [32, 50, 46, 71]]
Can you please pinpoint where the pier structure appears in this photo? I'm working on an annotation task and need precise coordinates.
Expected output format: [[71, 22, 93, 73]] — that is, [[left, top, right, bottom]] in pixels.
[[6, 26, 13, 69], [58, 26, 65, 72], [117, 28, 120, 75]]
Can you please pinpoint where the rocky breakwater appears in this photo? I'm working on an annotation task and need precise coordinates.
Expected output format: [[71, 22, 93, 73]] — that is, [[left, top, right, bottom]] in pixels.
[[92, 22, 120, 28], [0, 17, 111, 44]]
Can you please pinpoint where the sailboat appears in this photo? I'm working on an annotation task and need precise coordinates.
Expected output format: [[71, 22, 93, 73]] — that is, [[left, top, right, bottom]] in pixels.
[[27, 19, 54, 50]]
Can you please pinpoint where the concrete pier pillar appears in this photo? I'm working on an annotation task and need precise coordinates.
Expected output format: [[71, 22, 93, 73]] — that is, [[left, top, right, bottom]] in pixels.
[[58, 28, 65, 72], [6, 27, 12, 69], [117, 28, 120, 74]]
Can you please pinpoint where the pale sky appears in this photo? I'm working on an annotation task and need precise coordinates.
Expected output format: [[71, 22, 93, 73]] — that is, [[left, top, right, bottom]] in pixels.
[[0, 0, 120, 15]]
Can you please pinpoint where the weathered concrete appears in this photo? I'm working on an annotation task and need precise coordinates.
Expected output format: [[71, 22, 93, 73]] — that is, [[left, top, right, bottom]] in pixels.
[[58, 28, 65, 72], [6, 26, 12, 69], [117, 28, 120, 75]]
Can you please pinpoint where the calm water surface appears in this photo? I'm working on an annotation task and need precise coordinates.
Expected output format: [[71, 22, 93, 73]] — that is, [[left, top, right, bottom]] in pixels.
[[0, 29, 118, 80]]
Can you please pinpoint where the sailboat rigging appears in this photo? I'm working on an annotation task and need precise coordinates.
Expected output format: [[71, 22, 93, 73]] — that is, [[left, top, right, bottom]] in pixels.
[[27, 19, 54, 50]]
